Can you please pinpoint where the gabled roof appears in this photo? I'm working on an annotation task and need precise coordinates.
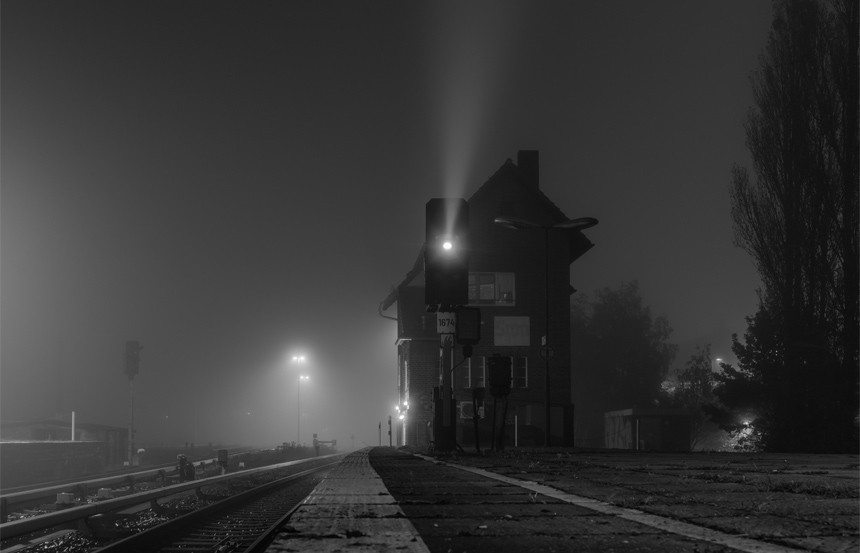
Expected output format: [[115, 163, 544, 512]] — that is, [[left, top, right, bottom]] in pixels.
[[381, 247, 424, 311], [469, 158, 571, 223], [380, 155, 595, 312]]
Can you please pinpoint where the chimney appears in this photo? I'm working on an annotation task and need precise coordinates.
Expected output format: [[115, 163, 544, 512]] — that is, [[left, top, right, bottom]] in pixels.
[[517, 150, 539, 188]]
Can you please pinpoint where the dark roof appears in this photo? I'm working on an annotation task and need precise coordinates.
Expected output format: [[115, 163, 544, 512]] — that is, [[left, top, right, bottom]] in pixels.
[[380, 156, 595, 310], [469, 158, 571, 223]]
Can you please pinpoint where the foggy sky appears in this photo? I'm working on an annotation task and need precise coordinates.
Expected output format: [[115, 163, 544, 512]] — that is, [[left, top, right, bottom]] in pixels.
[[1, 1, 769, 448]]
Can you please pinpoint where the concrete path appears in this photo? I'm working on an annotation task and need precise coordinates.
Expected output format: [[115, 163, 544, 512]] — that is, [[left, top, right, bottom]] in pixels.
[[266, 447, 858, 553], [264, 449, 429, 552]]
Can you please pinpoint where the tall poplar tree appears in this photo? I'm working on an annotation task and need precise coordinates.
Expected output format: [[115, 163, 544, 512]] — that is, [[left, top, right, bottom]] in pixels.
[[719, 0, 858, 452]]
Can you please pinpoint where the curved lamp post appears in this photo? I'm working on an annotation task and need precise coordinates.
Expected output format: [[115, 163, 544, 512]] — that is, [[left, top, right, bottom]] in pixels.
[[494, 216, 598, 447]]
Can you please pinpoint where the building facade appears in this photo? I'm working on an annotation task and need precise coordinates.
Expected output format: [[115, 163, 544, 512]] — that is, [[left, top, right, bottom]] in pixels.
[[381, 151, 596, 448]]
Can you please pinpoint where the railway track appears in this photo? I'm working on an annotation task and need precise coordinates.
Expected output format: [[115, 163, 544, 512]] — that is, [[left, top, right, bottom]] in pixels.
[[98, 462, 332, 553], [0, 453, 344, 553]]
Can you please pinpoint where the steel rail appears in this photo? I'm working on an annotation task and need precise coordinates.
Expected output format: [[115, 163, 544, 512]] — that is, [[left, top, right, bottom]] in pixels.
[[0, 452, 345, 541], [93, 461, 336, 552]]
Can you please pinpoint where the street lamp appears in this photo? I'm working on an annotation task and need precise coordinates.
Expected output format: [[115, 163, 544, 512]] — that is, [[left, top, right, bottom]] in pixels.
[[292, 355, 308, 445], [494, 215, 598, 447], [297, 374, 309, 445]]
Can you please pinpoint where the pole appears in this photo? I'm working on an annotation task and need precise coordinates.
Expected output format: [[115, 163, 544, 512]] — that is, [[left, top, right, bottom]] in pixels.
[[71, 411, 75, 442], [544, 228, 551, 447], [378, 422, 381, 446], [297, 377, 301, 446], [128, 379, 134, 464], [440, 332, 453, 451]]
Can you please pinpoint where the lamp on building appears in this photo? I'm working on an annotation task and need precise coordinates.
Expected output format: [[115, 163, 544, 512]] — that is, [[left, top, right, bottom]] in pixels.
[[494, 216, 598, 447]]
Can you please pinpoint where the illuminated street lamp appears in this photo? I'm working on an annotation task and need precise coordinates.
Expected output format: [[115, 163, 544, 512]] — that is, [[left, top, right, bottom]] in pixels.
[[293, 355, 308, 445], [494, 216, 598, 447]]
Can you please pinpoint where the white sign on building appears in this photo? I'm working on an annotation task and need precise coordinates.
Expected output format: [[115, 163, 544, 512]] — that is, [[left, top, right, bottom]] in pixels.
[[494, 316, 530, 346]]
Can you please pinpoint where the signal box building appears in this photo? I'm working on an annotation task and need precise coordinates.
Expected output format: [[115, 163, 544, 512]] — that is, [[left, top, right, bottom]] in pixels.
[[380, 151, 596, 448]]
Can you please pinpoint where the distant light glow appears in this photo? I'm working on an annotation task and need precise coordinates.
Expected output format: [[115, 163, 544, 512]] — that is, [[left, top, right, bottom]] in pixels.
[[442, 240, 453, 250]]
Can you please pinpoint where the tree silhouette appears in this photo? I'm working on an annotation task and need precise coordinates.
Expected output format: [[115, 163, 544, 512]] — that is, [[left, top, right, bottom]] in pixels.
[[722, 0, 858, 452], [571, 281, 677, 446]]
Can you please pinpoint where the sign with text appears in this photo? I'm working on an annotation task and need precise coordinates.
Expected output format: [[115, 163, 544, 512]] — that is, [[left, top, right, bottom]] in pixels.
[[494, 316, 530, 346], [436, 312, 456, 333]]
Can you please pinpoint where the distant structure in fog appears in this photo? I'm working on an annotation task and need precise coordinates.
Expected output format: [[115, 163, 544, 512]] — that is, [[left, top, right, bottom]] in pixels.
[[0, 419, 127, 487], [380, 151, 596, 448]]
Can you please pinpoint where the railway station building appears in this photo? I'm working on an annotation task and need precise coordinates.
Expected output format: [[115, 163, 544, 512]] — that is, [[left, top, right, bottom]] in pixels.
[[379, 151, 597, 448]]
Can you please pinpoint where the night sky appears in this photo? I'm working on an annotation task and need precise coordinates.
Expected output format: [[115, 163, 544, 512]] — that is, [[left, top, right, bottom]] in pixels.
[[2, 1, 770, 448]]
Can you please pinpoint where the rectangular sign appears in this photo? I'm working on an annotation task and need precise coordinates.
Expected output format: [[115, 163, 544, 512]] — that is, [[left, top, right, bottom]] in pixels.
[[494, 316, 530, 346], [437, 312, 456, 333]]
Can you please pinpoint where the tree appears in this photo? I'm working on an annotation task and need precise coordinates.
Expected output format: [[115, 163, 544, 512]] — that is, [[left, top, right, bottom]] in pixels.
[[662, 344, 722, 450], [571, 281, 678, 445], [723, 0, 858, 452]]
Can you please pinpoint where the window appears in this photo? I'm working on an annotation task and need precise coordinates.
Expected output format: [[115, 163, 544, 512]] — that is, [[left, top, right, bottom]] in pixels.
[[515, 357, 528, 388], [475, 356, 486, 388], [468, 273, 515, 306], [461, 358, 472, 389]]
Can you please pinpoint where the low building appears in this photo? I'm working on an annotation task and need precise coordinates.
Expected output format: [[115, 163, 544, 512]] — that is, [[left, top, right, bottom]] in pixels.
[[0, 419, 128, 486], [380, 151, 596, 448], [604, 408, 693, 451]]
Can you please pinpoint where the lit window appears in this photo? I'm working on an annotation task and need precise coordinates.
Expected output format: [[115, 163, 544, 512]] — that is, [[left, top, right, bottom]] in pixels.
[[468, 273, 515, 306]]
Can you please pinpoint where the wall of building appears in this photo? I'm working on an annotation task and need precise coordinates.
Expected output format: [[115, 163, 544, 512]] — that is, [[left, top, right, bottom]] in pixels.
[[401, 339, 439, 448], [0, 441, 107, 488], [392, 157, 589, 448]]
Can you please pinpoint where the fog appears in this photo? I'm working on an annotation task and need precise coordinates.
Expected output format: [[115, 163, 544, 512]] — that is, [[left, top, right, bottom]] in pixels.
[[2, 1, 767, 450]]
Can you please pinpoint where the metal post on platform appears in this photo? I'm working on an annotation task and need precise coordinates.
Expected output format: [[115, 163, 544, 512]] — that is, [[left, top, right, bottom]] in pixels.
[[440, 332, 453, 451], [495, 216, 598, 448]]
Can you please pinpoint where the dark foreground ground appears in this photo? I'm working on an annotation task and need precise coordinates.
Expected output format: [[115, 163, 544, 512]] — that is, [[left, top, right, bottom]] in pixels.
[[369, 446, 858, 553]]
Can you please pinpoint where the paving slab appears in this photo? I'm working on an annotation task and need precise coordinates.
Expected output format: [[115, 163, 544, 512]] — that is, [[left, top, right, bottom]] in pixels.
[[264, 447, 857, 552], [372, 447, 857, 553], [264, 449, 429, 553]]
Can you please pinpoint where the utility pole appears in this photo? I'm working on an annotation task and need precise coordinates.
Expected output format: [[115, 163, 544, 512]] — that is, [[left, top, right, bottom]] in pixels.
[[440, 332, 453, 451], [125, 341, 142, 465]]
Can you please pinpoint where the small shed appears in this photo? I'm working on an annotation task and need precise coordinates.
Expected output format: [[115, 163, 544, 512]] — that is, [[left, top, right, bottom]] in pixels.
[[604, 408, 693, 451]]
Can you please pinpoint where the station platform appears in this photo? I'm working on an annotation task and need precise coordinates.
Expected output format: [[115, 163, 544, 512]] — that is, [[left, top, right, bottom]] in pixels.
[[264, 447, 857, 553]]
